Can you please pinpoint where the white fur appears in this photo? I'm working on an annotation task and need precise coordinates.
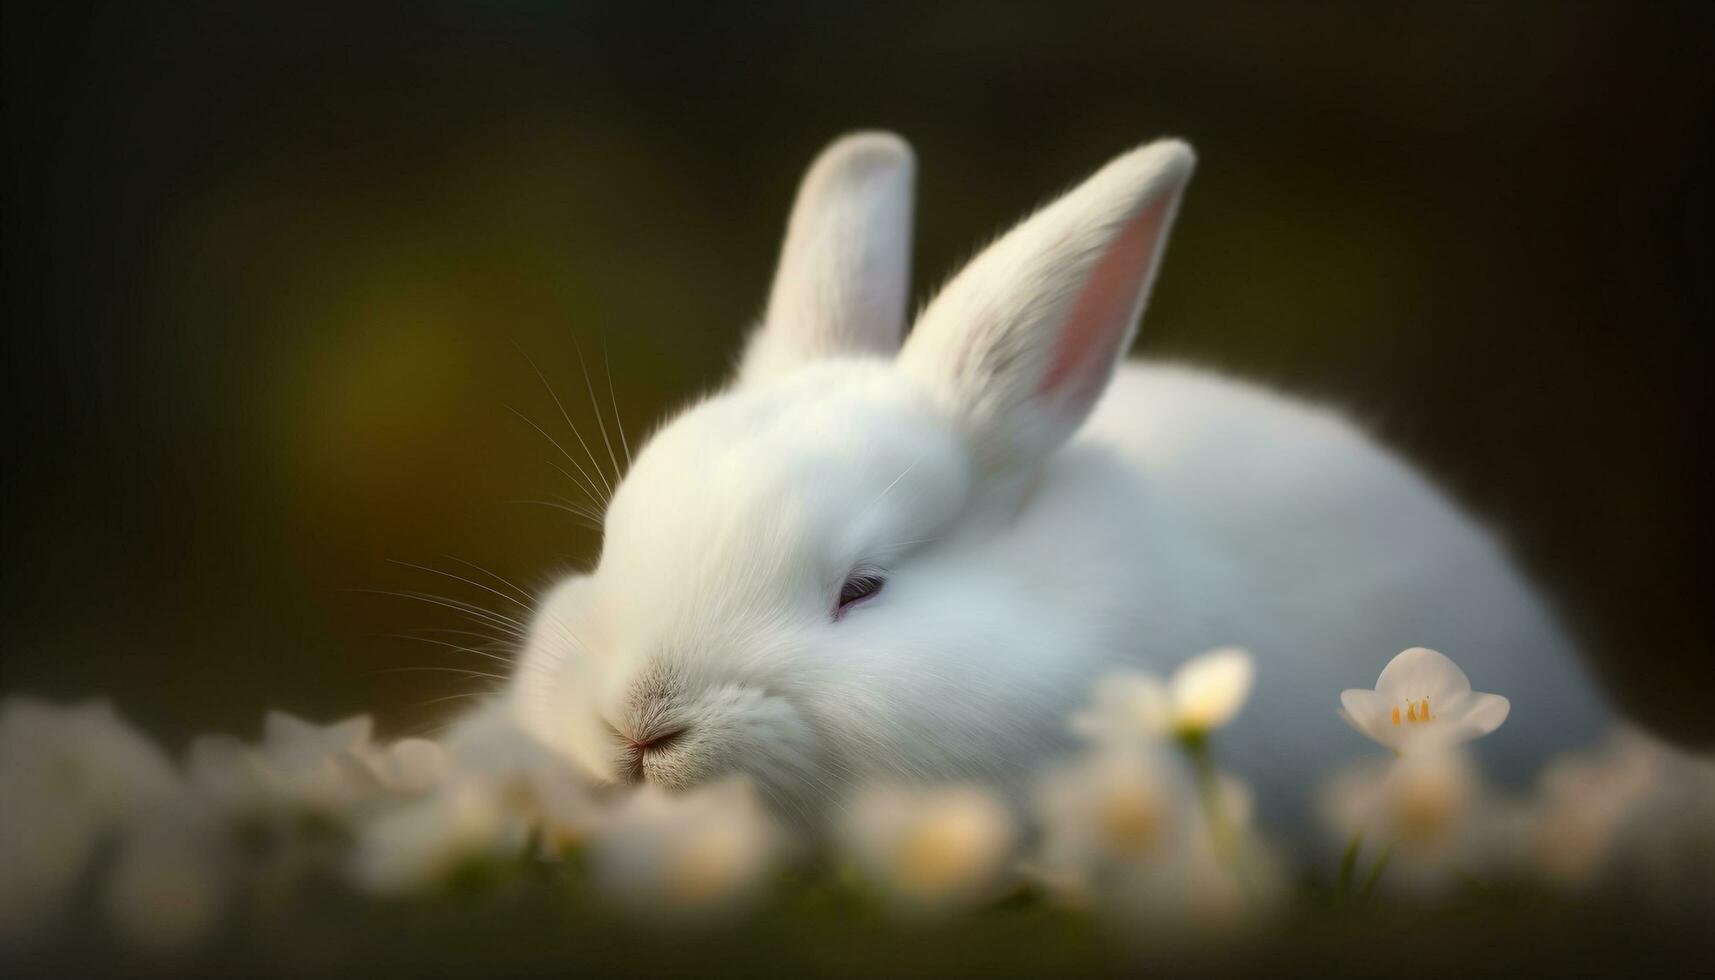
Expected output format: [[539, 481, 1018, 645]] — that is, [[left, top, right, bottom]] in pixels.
[[502, 134, 1608, 835], [739, 132, 915, 385]]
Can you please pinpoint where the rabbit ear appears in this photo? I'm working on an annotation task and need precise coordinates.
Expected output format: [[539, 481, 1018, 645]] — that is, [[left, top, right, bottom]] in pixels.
[[898, 139, 1195, 473], [738, 132, 916, 384]]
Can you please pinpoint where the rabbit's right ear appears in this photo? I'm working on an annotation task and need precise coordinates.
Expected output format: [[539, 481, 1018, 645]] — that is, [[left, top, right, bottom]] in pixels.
[[899, 140, 1195, 476], [738, 132, 916, 385]]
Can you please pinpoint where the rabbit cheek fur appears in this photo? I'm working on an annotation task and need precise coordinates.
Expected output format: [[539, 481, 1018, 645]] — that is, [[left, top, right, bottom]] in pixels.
[[511, 363, 984, 818], [501, 132, 1609, 834]]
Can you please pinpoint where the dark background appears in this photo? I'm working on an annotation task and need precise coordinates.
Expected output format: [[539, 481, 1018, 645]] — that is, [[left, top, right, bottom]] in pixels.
[[4, 3, 1711, 749]]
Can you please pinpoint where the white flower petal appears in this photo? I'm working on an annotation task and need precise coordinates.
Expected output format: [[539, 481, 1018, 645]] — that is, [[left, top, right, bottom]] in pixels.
[[590, 780, 780, 920], [1338, 689, 1389, 743], [1373, 648, 1472, 706], [262, 711, 373, 772], [841, 784, 1014, 916], [1034, 747, 1184, 874], [347, 781, 524, 895], [1381, 749, 1475, 851], [370, 738, 447, 795], [1459, 692, 1511, 737], [186, 734, 276, 812], [1340, 648, 1508, 754], [1074, 673, 1172, 743], [1171, 648, 1255, 732], [1106, 673, 1173, 727]]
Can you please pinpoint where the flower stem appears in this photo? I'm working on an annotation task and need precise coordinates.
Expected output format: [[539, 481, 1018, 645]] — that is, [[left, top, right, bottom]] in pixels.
[[1178, 730, 1235, 863], [1356, 843, 1395, 902], [1335, 831, 1364, 905]]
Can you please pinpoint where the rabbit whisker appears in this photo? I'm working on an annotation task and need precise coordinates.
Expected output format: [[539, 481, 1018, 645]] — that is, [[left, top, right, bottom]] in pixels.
[[574, 337, 626, 487]]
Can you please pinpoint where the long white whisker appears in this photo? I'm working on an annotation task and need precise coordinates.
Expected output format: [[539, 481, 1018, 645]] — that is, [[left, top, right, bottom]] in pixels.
[[418, 690, 498, 709], [509, 498, 602, 530], [441, 554, 538, 607], [507, 406, 607, 505], [575, 339, 624, 487], [397, 626, 510, 644], [542, 490, 606, 524], [390, 589, 528, 630], [354, 589, 528, 639], [388, 558, 532, 613], [602, 347, 632, 468], [515, 344, 614, 500], [386, 632, 516, 666], [372, 666, 508, 681]]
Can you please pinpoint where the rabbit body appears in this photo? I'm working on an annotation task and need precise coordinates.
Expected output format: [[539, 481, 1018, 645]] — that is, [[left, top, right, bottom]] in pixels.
[[500, 133, 1608, 835], [1065, 361, 1605, 820]]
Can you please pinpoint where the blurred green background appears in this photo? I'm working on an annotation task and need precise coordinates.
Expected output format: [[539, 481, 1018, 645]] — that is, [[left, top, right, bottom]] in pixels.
[[3, 3, 1710, 748]]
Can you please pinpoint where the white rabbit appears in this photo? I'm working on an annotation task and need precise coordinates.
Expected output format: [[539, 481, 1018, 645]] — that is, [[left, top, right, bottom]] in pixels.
[[497, 132, 1609, 834]]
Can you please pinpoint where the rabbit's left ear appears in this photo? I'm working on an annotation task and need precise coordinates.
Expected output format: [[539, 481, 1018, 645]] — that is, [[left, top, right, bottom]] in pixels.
[[899, 139, 1194, 475], [738, 132, 916, 384]]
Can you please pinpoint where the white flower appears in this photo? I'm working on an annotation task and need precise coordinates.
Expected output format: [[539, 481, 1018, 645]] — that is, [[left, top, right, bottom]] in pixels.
[[187, 711, 390, 819], [1034, 746, 1185, 884], [1525, 728, 1663, 889], [588, 780, 782, 922], [513, 764, 603, 854], [363, 738, 449, 796], [437, 697, 559, 774], [839, 784, 1015, 916], [188, 712, 373, 816], [1338, 648, 1510, 754], [459, 756, 603, 857], [0, 698, 183, 940], [1598, 746, 1715, 912], [1526, 727, 1715, 911], [1073, 648, 1256, 743], [1030, 748, 1280, 933], [1318, 746, 1505, 899], [103, 825, 227, 949], [0, 697, 182, 818], [434, 703, 601, 852], [346, 780, 528, 895]]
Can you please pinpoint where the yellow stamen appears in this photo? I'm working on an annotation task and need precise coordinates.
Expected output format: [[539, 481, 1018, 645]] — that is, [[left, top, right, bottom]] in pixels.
[[1391, 706, 1400, 726], [1421, 697, 1431, 720], [1406, 701, 1418, 723]]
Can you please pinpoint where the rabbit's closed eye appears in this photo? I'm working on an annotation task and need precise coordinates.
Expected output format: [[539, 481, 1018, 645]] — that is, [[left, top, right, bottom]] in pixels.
[[834, 569, 885, 620]]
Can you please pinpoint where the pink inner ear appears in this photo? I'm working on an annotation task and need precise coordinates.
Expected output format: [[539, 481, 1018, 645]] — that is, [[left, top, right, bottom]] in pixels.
[[1037, 193, 1170, 400]]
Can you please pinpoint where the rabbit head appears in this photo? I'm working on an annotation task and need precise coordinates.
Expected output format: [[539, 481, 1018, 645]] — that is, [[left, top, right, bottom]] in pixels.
[[508, 132, 1195, 823]]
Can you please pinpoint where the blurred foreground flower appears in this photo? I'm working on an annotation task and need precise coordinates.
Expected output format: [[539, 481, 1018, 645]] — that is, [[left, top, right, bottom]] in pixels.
[[589, 780, 782, 922], [1525, 728, 1662, 890], [1073, 648, 1255, 744], [1338, 647, 1509, 754], [3, 652, 1710, 955], [0, 698, 185, 940], [840, 784, 1016, 917], [1030, 746, 1280, 934], [189, 712, 398, 820], [347, 781, 529, 895], [1318, 747, 1507, 900], [437, 701, 604, 854], [103, 824, 229, 949], [1526, 728, 1715, 912]]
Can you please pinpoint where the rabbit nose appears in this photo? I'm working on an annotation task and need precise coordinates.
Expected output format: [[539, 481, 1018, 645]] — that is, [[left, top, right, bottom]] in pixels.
[[620, 725, 689, 784], [627, 727, 687, 755]]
